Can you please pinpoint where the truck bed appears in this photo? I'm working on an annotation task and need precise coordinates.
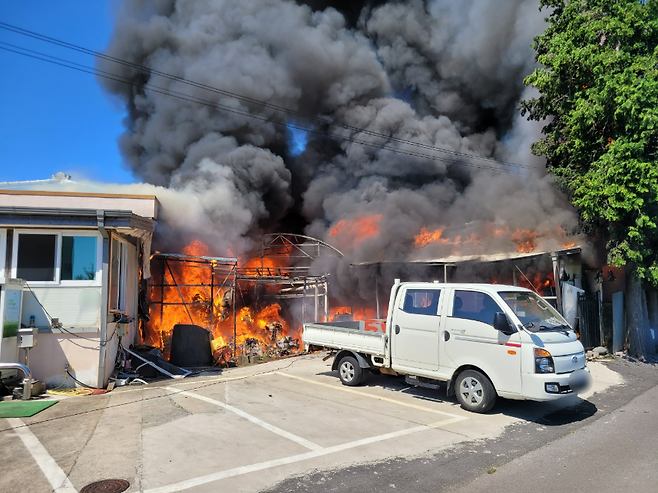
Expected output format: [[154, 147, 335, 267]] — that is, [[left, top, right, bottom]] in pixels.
[[302, 322, 387, 356]]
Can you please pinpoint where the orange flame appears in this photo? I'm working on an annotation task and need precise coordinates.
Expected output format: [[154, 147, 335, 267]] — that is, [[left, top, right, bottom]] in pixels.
[[414, 227, 449, 247], [235, 303, 290, 347], [415, 223, 545, 254], [329, 306, 386, 332], [182, 239, 209, 257], [329, 214, 382, 245], [144, 240, 302, 363], [511, 229, 538, 253], [517, 270, 555, 294], [329, 306, 378, 321]]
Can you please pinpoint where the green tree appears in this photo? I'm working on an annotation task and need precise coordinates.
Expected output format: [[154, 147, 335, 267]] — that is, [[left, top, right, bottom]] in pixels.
[[521, 0, 658, 357]]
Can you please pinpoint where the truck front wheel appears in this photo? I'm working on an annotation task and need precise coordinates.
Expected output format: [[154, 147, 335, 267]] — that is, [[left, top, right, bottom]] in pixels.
[[338, 356, 365, 386], [455, 370, 496, 413]]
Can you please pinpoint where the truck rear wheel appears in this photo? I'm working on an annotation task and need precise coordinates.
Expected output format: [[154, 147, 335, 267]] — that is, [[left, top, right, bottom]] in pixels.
[[455, 369, 496, 413], [338, 356, 365, 386]]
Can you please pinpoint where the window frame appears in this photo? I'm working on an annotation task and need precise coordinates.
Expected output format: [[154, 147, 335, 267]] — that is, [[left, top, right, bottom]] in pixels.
[[0, 229, 6, 282], [400, 288, 441, 316], [109, 236, 129, 313], [11, 229, 102, 287]]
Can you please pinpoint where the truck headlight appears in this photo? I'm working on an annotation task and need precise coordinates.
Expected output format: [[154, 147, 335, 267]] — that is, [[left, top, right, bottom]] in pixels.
[[534, 347, 555, 373]]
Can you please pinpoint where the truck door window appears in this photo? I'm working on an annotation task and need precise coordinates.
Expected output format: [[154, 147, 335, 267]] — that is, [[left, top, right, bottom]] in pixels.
[[402, 289, 441, 315], [452, 291, 500, 326]]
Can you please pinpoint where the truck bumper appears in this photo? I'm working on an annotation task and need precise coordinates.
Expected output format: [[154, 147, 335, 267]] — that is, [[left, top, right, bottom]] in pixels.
[[520, 367, 591, 401]]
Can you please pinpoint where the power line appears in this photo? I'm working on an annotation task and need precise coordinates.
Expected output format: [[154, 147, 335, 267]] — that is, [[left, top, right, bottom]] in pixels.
[[0, 21, 535, 170], [0, 42, 516, 174], [0, 21, 544, 174]]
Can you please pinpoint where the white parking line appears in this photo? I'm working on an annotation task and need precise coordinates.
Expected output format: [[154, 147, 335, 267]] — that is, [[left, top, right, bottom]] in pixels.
[[147, 373, 468, 492], [7, 418, 77, 493], [274, 372, 467, 419], [163, 387, 323, 451], [143, 419, 455, 493]]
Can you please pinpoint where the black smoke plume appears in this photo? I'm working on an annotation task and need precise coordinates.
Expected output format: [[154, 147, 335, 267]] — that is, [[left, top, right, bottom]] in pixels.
[[99, 0, 580, 303]]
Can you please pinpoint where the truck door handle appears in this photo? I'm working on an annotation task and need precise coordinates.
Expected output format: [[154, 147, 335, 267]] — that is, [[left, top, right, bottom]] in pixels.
[[395, 325, 400, 334], [444, 331, 450, 341]]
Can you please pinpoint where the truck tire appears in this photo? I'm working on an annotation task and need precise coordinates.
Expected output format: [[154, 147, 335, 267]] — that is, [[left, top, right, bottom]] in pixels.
[[455, 369, 496, 413], [338, 356, 364, 386]]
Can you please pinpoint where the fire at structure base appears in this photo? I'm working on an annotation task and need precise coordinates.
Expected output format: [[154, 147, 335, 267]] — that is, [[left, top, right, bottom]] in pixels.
[[140, 234, 338, 368]]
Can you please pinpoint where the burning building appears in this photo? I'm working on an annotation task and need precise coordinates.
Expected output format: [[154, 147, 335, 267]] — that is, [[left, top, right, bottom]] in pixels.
[[142, 234, 339, 365], [0, 2, 640, 384], [86, 1, 618, 359]]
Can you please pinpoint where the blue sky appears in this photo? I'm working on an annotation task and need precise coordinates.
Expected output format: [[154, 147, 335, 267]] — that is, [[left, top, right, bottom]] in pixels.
[[0, 1, 137, 184]]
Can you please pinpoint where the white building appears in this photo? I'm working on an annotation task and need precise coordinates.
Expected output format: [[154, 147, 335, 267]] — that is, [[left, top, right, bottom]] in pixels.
[[0, 187, 157, 388]]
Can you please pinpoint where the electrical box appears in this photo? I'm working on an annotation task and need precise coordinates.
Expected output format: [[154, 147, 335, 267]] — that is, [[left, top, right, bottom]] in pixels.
[[17, 327, 38, 349], [116, 323, 128, 338]]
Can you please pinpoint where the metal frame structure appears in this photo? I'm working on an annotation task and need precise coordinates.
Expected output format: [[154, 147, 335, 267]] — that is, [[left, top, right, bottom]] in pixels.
[[147, 253, 238, 356], [145, 234, 342, 355], [258, 233, 343, 269]]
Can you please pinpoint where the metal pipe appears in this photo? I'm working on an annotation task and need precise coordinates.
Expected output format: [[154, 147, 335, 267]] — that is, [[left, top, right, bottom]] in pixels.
[[324, 280, 329, 322], [0, 362, 32, 379], [233, 265, 237, 353], [375, 269, 380, 319], [97, 210, 110, 389], [0, 362, 33, 400], [598, 288, 604, 346], [551, 253, 563, 314], [302, 278, 306, 324], [210, 263, 214, 329], [314, 283, 319, 323]]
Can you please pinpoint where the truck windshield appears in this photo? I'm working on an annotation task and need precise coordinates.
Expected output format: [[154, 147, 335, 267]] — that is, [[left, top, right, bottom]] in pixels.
[[498, 291, 571, 332]]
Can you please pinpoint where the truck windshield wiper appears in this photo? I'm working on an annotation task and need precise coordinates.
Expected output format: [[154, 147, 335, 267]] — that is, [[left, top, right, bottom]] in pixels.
[[538, 324, 571, 335], [552, 324, 571, 335]]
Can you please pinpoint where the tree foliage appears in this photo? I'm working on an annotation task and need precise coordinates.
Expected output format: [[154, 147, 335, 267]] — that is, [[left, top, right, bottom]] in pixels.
[[521, 0, 658, 282]]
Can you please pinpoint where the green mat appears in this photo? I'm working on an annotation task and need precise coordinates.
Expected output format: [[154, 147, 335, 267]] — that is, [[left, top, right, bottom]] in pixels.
[[0, 400, 57, 418]]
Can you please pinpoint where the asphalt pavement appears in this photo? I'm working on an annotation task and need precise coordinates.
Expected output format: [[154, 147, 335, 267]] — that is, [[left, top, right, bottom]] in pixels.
[[447, 382, 658, 493], [0, 353, 654, 493], [266, 356, 658, 493]]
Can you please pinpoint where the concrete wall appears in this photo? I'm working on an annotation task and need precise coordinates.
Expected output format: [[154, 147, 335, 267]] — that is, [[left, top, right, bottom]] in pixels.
[[27, 331, 101, 388]]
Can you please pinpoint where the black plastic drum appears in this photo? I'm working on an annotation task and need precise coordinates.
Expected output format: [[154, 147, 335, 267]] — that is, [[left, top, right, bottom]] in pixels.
[[169, 324, 213, 367]]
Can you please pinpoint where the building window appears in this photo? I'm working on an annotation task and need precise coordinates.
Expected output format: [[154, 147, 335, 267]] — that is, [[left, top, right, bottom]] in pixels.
[[61, 236, 97, 280], [12, 231, 101, 285], [109, 238, 128, 312], [17, 233, 58, 282]]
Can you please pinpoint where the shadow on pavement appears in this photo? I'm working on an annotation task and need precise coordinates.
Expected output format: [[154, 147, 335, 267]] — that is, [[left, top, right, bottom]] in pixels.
[[316, 369, 597, 424], [532, 400, 597, 425]]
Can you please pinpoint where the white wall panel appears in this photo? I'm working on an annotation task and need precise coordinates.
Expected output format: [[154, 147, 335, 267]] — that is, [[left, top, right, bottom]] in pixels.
[[22, 286, 101, 329]]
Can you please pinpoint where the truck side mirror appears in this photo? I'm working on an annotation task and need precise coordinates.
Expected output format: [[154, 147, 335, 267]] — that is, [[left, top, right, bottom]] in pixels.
[[494, 312, 516, 335]]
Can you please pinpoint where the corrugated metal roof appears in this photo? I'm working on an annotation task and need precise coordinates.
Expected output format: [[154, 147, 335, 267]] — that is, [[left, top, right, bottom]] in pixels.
[[351, 246, 581, 267]]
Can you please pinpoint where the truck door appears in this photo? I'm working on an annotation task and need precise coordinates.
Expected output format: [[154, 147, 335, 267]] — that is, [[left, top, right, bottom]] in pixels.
[[443, 290, 522, 396], [391, 288, 442, 372]]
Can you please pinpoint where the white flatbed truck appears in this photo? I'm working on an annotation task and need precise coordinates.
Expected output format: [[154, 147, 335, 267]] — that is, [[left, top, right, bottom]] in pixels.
[[303, 280, 591, 413]]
